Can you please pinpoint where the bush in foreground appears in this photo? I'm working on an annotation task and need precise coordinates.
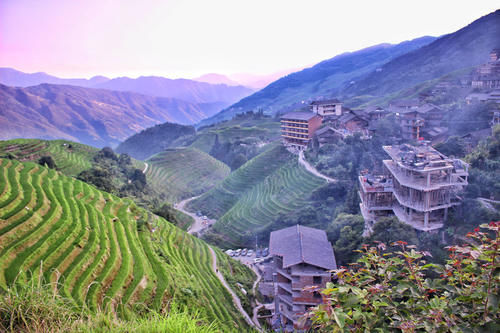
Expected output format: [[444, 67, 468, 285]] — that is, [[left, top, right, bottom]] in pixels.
[[308, 222, 500, 332]]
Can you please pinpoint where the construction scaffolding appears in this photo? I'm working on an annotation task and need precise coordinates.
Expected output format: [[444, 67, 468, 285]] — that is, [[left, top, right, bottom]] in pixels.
[[359, 143, 469, 233]]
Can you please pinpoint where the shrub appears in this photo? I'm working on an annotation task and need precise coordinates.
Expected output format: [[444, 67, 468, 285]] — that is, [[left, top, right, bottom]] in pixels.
[[308, 222, 500, 332]]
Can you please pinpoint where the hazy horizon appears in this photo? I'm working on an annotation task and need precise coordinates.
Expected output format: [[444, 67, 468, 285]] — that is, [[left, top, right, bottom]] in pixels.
[[0, 0, 498, 79]]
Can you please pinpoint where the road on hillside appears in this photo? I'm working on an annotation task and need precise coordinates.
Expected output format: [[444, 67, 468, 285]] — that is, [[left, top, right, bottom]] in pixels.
[[298, 151, 336, 183], [208, 246, 258, 330], [176, 196, 215, 235], [142, 162, 149, 174]]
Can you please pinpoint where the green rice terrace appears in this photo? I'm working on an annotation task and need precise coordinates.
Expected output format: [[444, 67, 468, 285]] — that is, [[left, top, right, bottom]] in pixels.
[[174, 115, 281, 154], [187, 144, 326, 246], [0, 158, 254, 331], [0, 139, 98, 177], [146, 147, 230, 203]]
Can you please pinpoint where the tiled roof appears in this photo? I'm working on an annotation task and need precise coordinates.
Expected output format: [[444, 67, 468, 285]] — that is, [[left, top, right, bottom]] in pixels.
[[281, 111, 317, 121], [310, 99, 342, 105], [269, 225, 336, 270]]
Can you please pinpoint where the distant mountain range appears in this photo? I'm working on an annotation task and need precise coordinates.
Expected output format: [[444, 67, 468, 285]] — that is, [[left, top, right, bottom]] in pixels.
[[194, 69, 303, 90], [0, 83, 217, 147], [201, 10, 500, 127], [0, 68, 254, 107]]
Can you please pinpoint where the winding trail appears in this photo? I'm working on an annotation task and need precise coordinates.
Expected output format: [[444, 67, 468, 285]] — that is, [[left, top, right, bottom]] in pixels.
[[208, 246, 257, 330], [298, 151, 336, 183], [478, 197, 500, 212], [142, 162, 149, 174], [251, 266, 264, 328], [176, 195, 215, 235]]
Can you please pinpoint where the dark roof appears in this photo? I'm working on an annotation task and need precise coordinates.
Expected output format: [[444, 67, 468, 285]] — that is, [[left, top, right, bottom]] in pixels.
[[269, 225, 336, 270], [416, 103, 441, 114], [315, 126, 336, 136], [281, 111, 317, 121], [310, 99, 342, 105]]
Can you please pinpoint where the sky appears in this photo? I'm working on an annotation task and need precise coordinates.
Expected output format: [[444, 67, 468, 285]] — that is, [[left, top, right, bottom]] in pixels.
[[0, 0, 498, 79]]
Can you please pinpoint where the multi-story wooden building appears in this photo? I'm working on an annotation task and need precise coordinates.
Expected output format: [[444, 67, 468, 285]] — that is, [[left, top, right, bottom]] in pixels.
[[310, 99, 343, 117], [280, 112, 322, 149], [359, 144, 469, 232], [270, 225, 336, 331]]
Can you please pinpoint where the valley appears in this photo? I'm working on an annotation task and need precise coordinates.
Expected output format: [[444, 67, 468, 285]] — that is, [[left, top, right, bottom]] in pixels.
[[0, 7, 499, 332]]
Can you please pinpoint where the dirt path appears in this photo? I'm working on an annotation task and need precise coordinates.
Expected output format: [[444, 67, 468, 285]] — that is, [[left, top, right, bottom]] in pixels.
[[208, 246, 257, 329], [250, 266, 264, 328], [142, 162, 148, 174], [298, 151, 336, 183], [176, 195, 215, 235], [478, 197, 500, 212]]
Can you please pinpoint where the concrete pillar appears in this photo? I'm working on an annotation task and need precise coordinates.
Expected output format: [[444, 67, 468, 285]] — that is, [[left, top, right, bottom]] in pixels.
[[424, 212, 429, 228], [427, 172, 431, 187], [444, 207, 448, 222]]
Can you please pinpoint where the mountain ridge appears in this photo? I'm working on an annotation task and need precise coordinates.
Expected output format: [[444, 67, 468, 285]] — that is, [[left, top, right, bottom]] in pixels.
[[0, 83, 218, 147]]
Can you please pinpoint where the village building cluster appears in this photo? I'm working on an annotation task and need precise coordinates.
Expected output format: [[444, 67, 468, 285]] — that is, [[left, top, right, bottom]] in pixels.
[[280, 49, 500, 150]]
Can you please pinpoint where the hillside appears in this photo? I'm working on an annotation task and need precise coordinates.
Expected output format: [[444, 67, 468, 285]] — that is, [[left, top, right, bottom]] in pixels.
[[0, 158, 254, 331], [0, 83, 211, 147], [343, 10, 500, 103], [0, 139, 98, 177], [145, 147, 231, 203], [186, 144, 325, 246], [116, 122, 196, 160], [199, 36, 436, 125]]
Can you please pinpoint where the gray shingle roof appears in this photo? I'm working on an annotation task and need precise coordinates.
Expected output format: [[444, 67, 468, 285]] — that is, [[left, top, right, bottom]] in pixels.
[[269, 225, 337, 270], [310, 99, 342, 105], [281, 111, 317, 121]]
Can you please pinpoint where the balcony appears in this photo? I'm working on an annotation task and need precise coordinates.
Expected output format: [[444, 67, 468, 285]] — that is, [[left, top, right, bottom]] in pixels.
[[278, 282, 293, 294], [384, 160, 467, 191], [392, 205, 443, 231], [392, 187, 459, 212], [277, 268, 292, 280]]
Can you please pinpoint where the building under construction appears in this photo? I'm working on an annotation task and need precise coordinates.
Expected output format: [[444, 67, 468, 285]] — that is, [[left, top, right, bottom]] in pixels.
[[359, 143, 469, 233]]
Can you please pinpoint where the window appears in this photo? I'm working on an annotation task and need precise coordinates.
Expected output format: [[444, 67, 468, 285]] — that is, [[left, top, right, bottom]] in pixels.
[[313, 276, 322, 284]]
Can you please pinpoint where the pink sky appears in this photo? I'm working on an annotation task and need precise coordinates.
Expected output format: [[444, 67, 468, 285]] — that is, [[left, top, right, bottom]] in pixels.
[[1, 0, 498, 79]]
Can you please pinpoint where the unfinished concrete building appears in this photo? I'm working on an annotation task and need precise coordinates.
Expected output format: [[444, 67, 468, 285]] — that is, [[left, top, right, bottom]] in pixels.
[[269, 225, 336, 331], [359, 143, 469, 233]]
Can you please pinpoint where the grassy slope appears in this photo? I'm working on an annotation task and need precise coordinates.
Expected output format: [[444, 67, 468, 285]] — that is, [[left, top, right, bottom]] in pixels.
[[146, 148, 231, 203], [188, 144, 325, 246], [175, 116, 281, 155], [0, 158, 253, 331], [0, 139, 99, 177]]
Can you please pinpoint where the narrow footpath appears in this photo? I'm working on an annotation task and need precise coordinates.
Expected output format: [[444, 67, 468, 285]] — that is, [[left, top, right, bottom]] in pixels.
[[298, 151, 336, 183], [251, 266, 264, 328], [208, 246, 258, 330], [142, 162, 149, 174]]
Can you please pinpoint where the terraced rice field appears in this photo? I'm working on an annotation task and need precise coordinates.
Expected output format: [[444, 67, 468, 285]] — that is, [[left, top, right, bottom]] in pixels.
[[0, 158, 251, 331], [213, 160, 326, 246], [146, 148, 230, 203], [0, 139, 98, 176], [187, 144, 293, 218], [187, 144, 325, 246]]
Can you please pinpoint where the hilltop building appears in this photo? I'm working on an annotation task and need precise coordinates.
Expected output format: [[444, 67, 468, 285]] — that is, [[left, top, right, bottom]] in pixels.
[[270, 225, 336, 331], [359, 143, 469, 234], [389, 102, 447, 141], [310, 99, 343, 117], [471, 49, 500, 89], [280, 112, 322, 149]]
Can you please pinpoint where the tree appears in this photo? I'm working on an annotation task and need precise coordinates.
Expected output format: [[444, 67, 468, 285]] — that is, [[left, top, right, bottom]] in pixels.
[[307, 222, 500, 332], [369, 216, 418, 247], [326, 214, 365, 264], [38, 156, 57, 169]]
